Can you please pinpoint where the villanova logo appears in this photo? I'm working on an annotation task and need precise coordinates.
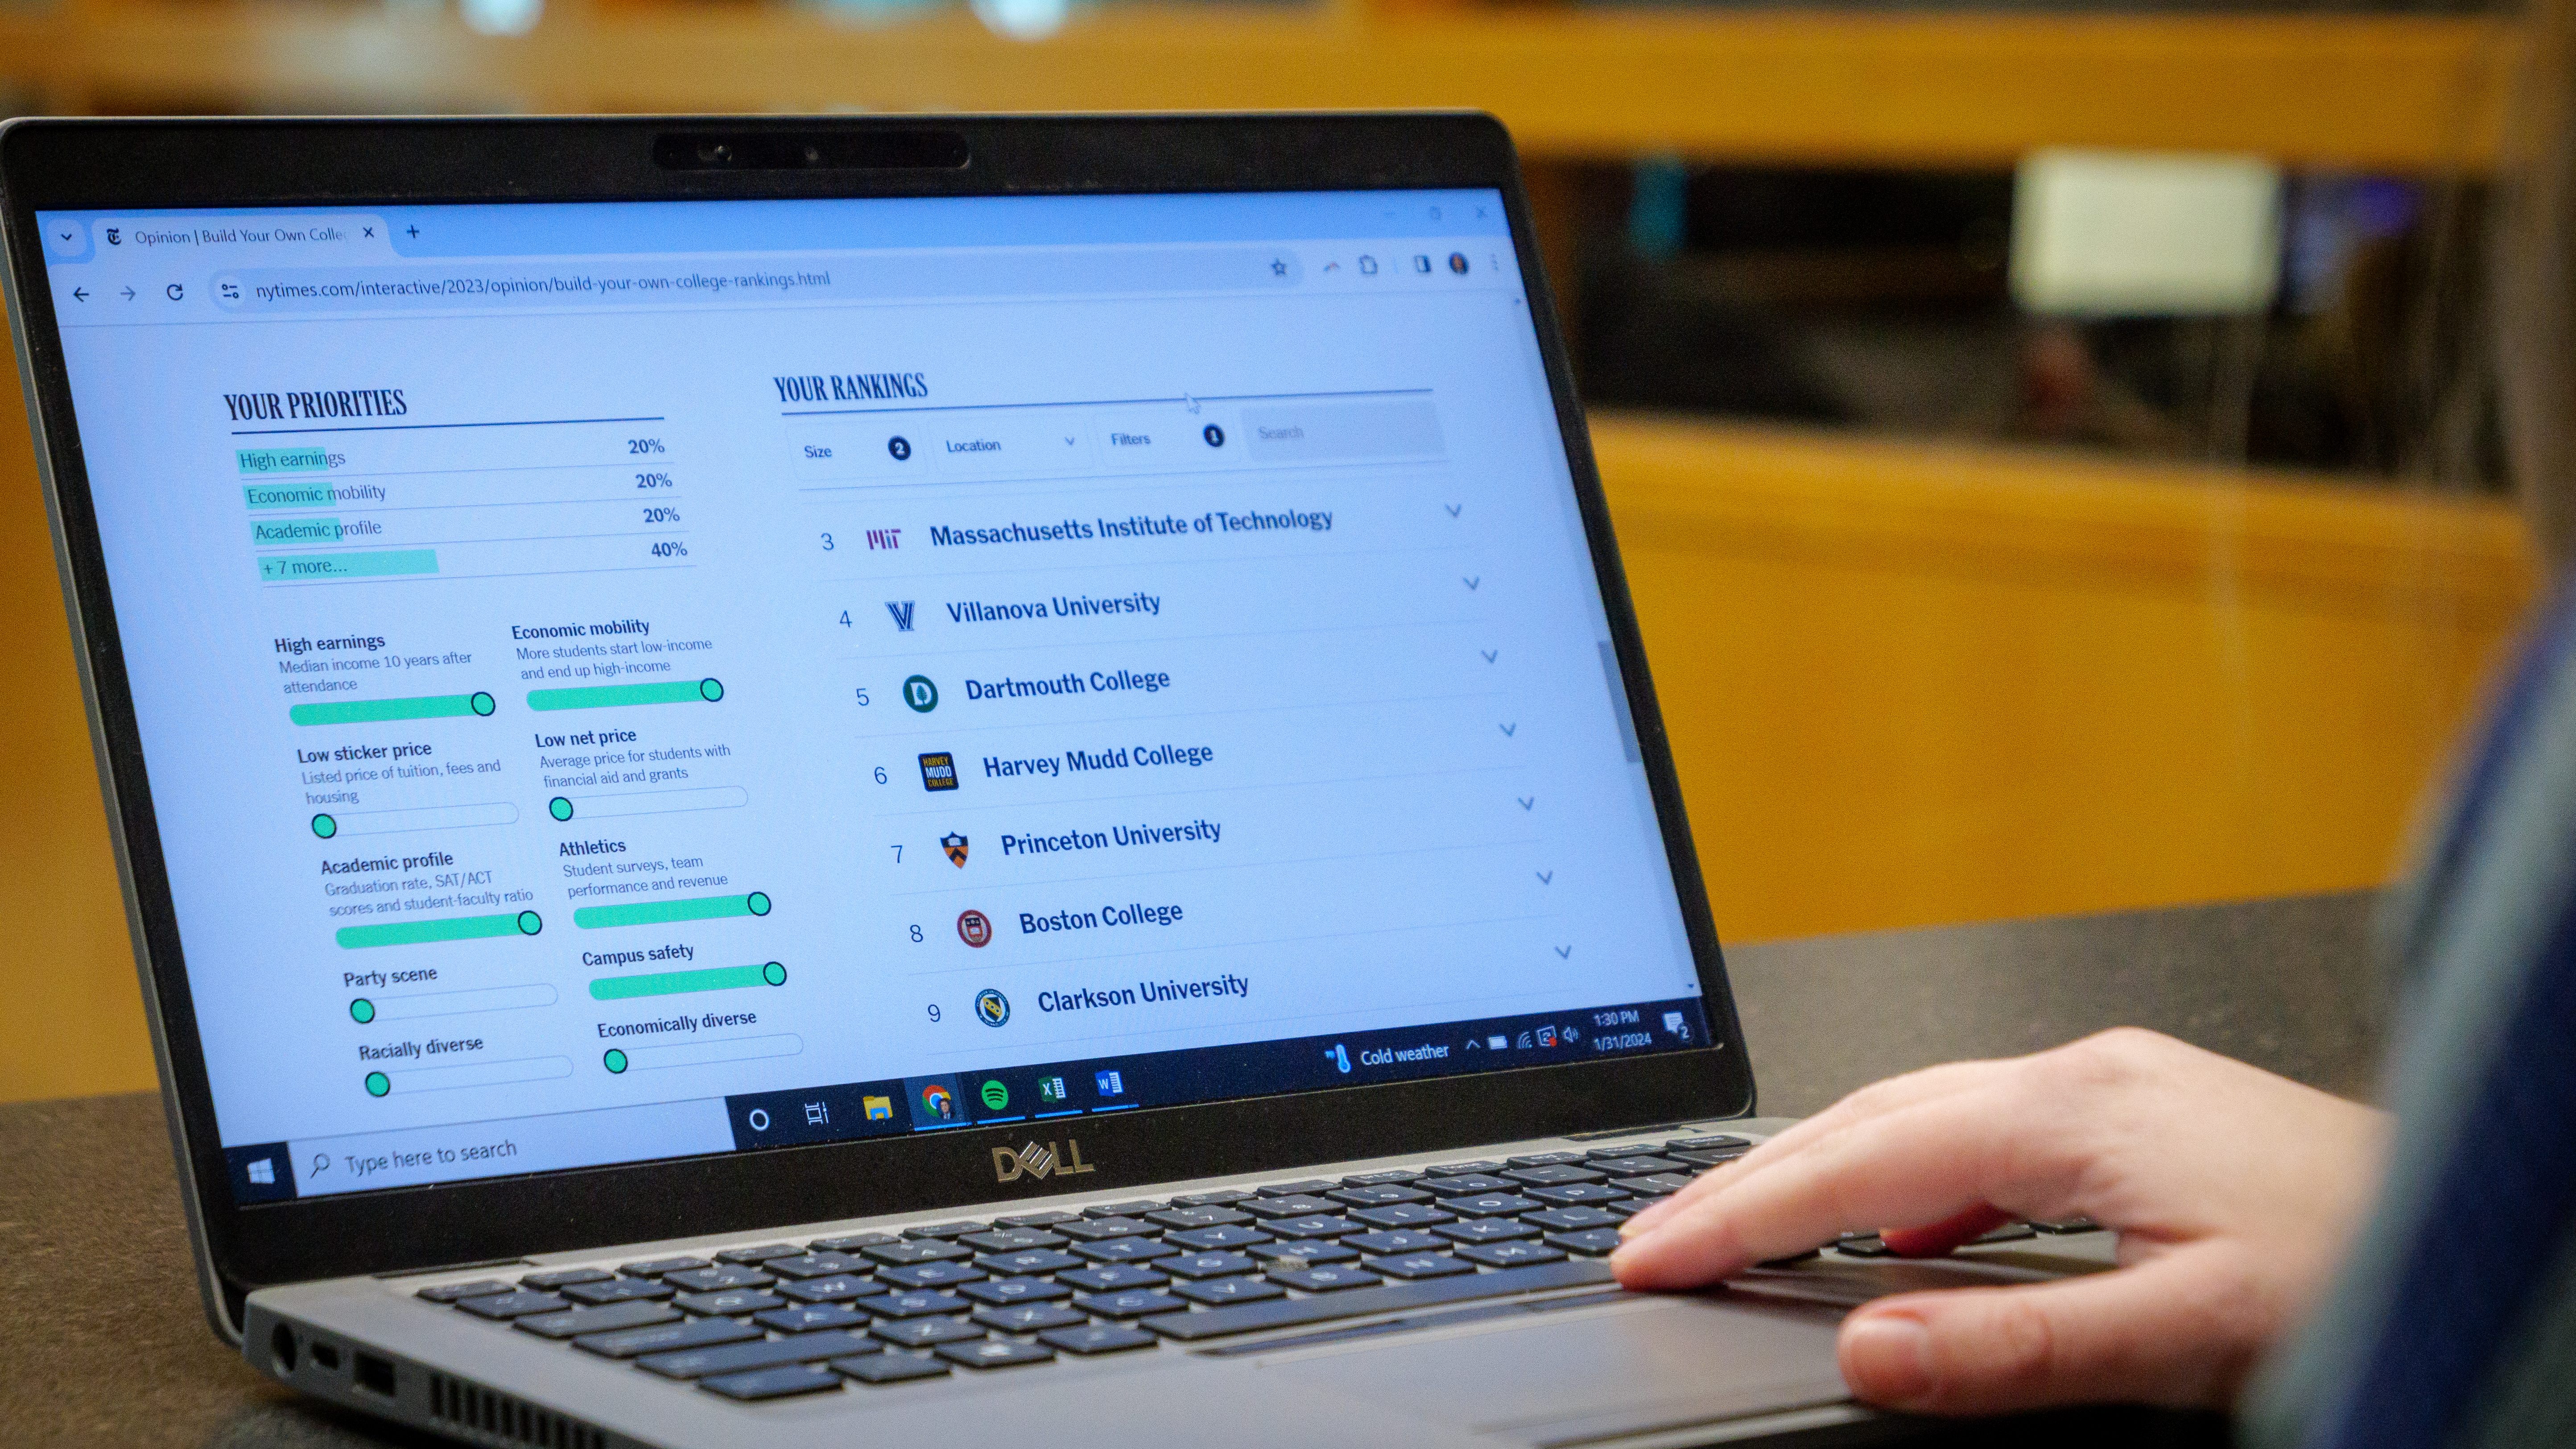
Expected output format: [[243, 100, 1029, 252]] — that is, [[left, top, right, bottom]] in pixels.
[[886, 601, 915, 631]]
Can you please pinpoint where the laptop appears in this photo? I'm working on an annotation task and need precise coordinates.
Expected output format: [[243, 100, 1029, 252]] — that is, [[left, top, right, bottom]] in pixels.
[[0, 114, 2099, 1448]]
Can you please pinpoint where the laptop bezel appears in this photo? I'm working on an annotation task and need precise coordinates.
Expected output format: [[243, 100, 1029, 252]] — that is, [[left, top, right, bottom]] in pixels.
[[0, 114, 1753, 1333]]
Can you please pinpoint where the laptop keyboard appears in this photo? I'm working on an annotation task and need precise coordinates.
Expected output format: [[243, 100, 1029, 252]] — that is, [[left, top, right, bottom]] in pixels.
[[409, 1136, 1750, 1403]]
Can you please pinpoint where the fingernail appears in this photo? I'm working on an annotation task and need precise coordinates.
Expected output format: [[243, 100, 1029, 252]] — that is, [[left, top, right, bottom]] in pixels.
[[1618, 1205, 1667, 1240], [1841, 1315, 1933, 1405]]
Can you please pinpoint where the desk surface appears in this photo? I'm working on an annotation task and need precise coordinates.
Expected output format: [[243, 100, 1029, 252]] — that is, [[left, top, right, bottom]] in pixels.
[[0, 890, 2379, 1447]]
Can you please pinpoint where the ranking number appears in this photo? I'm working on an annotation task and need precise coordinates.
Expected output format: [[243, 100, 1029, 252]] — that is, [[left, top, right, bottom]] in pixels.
[[910, 924, 925, 943], [926, 1002, 941, 1021]]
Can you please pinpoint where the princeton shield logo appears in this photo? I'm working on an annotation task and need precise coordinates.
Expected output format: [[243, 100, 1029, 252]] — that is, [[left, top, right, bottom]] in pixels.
[[942, 832, 969, 867]]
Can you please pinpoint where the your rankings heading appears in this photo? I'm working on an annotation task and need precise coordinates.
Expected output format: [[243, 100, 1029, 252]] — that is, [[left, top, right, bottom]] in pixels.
[[51, 187, 1713, 1203]]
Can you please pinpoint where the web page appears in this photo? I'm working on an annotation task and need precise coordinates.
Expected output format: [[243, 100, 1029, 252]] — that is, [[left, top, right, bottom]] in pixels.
[[34, 193, 1709, 1203]]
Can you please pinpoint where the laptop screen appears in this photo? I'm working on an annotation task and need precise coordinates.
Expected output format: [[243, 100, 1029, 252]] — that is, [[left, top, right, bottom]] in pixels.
[[32, 191, 1710, 1203]]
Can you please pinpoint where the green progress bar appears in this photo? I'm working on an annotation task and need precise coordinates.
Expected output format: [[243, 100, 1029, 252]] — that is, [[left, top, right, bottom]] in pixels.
[[258, 548, 437, 583], [575, 891, 769, 930], [590, 961, 786, 1001], [338, 910, 542, 949], [528, 678, 723, 712], [291, 691, 495, 727], [238, 447, 332, 475]]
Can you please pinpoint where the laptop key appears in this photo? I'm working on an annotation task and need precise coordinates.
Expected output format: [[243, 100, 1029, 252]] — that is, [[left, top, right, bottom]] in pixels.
[[1056, 1216, 1162, 1242], [639, 1329, 875, 1379], [1256, 1179, 1341, 1196], [1544, 1229, 1627, 1257], [516, 1300, 681, 1339], [778, 1275, 875, 1304], [1146, 1259, 1616, 1341], [417, 1279, 519, 1303], [978, 1249, 1083, 1276], [620, 1256, 712, 1278], [1417, 1175, 1519, 1198], [869, 1316, 986, 1349], [1164, 1225, 1268, 1252], [876, 1262, 985, 1290], [863, 1239, 973, 1267], [1246, 1240, 1359, 1267], [1507, 1151, 1591, 1169], [856, 1290, 972, 1319], [1665, 1148, 1748, 1169], [1083, 1200, 1170, 1219], [1075, 1290, 1190, 1318], [1618, 1173, 1695, 1196], [807, 1233, 900, 1252], [1437, 1218, 1540, 1244], [698, 1364, 843, 1401], [1582, 1143, 1668, 1160], [675, 1289, 785, 1316], [1169, 1188, 1255, 1208], [574, 1315, 760, 1359], [1070, 1236, 1177, 1264], [455, 1291, 570, 1320], [1040, 1322, 1158, 1355], [1366, 1253, 1476, 1280], [1264, 1214, 1363, 1239], [958, 1277, 1072, 1306], [521, 1267, 615, 1290], [1162, 1251, 1260, 1279], [1505, 1164, 1608, 1188], [974, 1303, 1088, 1333], [1330, 1184, 1432, 1208], [903, 1221, 991, 1239], [1522, 1206, 1622, 1232], [993, 1210, 1079, 1228], [1268, 1264, 1382, 1292], [836, 1352, 949, 1384], [714, 1243, 808, 1265], [960, 1228, 1068, 1254], [1059, 1264, 1169, 1292], [1147, 1205, 1254, 1230], [1526, 1184, 1630, 1208], [1171, 1277, 1286, 1306], [1455, 1241, 1567, 1268], [1341, 1169, 1425, 1187], [755, 1304, 870, 1334], [667, 1266, 776, 1293], [1666, 1135, 1750, 1152], [1593, 1155, 1689, 1177], [1347, 1231, 1447, 1255], [1607, 1196, 1668, 1222], [561, 1277, 676, 1306], [940, 1338, 1055, 1370], [1445, 1192, 1544, 1218], [1424, 1160, 1507, 1176], [1350, 1203, 1454, 1230], [1237, 1195, 1339, 1219], [763, 1252, 870, 1279]]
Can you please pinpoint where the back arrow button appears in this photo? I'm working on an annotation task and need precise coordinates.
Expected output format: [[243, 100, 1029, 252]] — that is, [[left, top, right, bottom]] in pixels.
[[70, 287, 87, 302]]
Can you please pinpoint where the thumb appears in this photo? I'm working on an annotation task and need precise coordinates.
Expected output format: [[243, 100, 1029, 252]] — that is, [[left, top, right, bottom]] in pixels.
[[1833, 1244, 2272, 1415]]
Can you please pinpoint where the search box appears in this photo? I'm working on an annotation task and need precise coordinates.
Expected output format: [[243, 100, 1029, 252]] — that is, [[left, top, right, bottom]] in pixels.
[[1241, 399, 1444, 462]]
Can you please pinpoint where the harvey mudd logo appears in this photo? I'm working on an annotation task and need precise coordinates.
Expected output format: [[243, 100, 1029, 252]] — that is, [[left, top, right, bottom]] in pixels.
[[992, 1138, 1094, 1184]]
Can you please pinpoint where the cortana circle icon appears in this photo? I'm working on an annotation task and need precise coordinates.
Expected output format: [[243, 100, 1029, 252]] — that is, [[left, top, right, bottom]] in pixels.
[[747, 1108, 771, 1132], [957, 909, 993, 948], [888, 435, 912, 460], [976, 988, 1010, 1027], [1202, 424, 1225, 448]]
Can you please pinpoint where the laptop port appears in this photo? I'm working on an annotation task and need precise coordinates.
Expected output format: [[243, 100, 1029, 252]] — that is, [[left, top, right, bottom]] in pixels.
[[310, 1342, 341, 1371], [268, 1324, 296, 1374], [354, 1352, 396, 1396]]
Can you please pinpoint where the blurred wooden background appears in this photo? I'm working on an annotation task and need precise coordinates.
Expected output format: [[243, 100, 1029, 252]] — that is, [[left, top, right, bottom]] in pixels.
[[0, 3, 2536, 1102]]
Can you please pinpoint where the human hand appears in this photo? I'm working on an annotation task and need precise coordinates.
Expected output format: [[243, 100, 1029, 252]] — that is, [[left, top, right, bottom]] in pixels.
[[1610, 1028, 2387, 1415]]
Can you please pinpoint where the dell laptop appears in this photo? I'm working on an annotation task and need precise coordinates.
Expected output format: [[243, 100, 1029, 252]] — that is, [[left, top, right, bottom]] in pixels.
[[0, 115, 2090, 1447]]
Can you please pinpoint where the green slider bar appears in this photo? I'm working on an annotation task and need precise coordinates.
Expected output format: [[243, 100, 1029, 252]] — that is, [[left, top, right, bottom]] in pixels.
[[258, 548, 437, 583], [575, 891, 770, 930], [528, 678, 723, 712], [590, 961, 787, 1002], [338, 909, 543, 950], [291, 691, 496, 726]]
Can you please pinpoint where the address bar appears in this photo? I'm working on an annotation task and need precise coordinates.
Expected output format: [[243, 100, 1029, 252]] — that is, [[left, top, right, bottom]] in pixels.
[[212, 245, 1302, 313]]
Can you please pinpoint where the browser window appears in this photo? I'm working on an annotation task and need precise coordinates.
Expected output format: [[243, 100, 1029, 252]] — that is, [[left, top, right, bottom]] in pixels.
[[35, 191, 1709, 1202]]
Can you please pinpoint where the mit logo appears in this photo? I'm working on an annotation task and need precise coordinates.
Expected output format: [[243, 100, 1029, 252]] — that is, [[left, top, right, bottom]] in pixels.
[[867, 528, 901, 550]]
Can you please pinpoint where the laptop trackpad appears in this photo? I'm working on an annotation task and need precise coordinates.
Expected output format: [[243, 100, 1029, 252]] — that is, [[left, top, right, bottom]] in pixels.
[[1262, 1293, 1854, 1445]]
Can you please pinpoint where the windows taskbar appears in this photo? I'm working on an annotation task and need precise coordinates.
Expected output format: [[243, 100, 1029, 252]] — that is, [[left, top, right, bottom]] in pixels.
[[721, 996, 1716, 1153]]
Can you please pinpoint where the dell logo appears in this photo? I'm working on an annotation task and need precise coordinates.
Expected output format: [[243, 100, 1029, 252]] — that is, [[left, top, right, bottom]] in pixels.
[[992, 1138, 1094, 1184]]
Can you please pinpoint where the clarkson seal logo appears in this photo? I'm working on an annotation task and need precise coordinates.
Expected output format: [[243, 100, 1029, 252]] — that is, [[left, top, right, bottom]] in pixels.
[[975, 987, 1010, 1025], [992, 1138, 1094, 1184]]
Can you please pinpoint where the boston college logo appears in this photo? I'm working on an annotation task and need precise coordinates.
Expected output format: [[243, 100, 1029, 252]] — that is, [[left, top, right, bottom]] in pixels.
[[992, 1138, 1094, 1183]]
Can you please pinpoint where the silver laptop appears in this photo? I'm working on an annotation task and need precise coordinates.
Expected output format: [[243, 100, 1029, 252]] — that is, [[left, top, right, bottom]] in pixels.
[[0, 113, 2097, 1448]]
